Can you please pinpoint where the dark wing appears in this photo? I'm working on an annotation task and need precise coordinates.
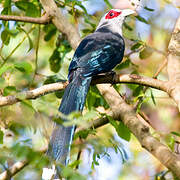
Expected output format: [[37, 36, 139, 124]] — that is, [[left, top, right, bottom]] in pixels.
[[68, 31, 125, 79]]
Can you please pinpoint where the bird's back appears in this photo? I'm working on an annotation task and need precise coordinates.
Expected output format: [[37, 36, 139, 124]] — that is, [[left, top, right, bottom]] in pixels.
[[68, 29, 125, 81]]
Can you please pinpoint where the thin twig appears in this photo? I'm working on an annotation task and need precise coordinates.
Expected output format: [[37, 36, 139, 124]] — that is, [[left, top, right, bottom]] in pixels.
[[0, 26, 35, 68], [31, 24, 41, 86], [134, 57, 168, 110], [153, 57, 168, 78], [75, 138, 83, 170], [0, 13, 51, 24], [0, 160, 29, 180]]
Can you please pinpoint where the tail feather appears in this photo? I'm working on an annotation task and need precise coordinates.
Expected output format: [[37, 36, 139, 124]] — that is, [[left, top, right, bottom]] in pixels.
[[47, 125, 75, 165], [47, 73, 92, 164], [59, 73, 92, 114]]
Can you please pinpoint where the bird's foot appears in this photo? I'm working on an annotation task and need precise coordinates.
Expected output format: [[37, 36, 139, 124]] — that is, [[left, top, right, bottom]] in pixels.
[[104, 71, 116, 85]]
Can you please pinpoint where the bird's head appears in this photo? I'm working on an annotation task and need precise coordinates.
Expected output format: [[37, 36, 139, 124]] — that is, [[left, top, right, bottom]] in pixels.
[[96, 9, 136, 35]]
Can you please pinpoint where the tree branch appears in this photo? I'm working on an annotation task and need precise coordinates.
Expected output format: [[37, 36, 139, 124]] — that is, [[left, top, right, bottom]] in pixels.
[[0, 160, 29, 180], [0, 81, 68, 107], [0, 74, 168, 107], [0, 13, 51, 24], [40, 0, 81, 50], [97, 84, 180, 178], [93, 73, 168, 92], [167, 17, 180, 110]]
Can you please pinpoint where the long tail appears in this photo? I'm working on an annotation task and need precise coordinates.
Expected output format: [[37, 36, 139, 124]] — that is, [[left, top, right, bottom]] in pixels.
[[47, 72, 91, 165]]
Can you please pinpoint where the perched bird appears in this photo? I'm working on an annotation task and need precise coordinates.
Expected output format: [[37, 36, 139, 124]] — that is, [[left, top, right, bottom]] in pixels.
[[47, 8, 135, 168]]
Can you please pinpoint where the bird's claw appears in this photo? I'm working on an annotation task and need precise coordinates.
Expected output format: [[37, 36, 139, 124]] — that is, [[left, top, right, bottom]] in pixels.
[[105, 71, 116, 85]]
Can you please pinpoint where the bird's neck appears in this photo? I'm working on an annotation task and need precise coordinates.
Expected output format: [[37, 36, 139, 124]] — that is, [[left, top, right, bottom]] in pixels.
[[95, 22, 123, 36]]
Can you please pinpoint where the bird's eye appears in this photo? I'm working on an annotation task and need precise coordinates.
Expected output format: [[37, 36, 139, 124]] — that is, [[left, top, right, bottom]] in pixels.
[[109, 12, 114, 16], [105, 10, 121, 19]]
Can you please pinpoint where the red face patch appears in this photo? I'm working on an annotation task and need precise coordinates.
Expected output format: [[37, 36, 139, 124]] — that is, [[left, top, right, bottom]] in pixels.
[[105, 10, 122, 19]]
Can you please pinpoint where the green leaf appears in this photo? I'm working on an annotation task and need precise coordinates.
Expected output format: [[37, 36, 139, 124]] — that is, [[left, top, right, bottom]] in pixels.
[[75, 130, 89, 139], [86, 86, 108, 110], [55, 90, 64, 99], [165, 134, 175, 151], [86, 89, 97, 110], [171, 131, 180, 137], [61, 166, 86, 180], [3, 0, 11, 14], [1, 29, 10, 45], [4, 0, 11, 8], [0, 130, 3, 144], [14, 61, 33, 74], [43, 24, 57, 41], [58, 40, 72, 53], [108, 116, 131, 141], [74, 1, 88, 15], [84, 17, 96, 29], [17, 26, 33, 52], [0, 77, 5, 88], [0, 65, 12, 76], [3, 86, 17, 96], [150, 90, 156, 105], [123, 22, 133, 31], [6, 28, 19, 37], [1, 7, 8, 15], [1, 4, 11, 26], [115, 59, 131, 70], [127, 83, 139, 91], [133, 85, 143, 97], [9, 122, 25, 135], [139, 47, 153, 59], [74, 129, 96, 140], [144, 6, 154, 11], [1, 27, 19, 45], [104, 0, 113, 8], [118, 122, 131, 141], [131, 42, 143, 50], [52, 117, 64, 125], [15, 1, 39, 17], [135, 15, 149, 24], [43, 75, 61, 85], [92, 153, 100, 167], [21, 100, 36, 113], [82, 28, 93, 34], [69, 160, 81, 169], [49, 49, 61, 73]]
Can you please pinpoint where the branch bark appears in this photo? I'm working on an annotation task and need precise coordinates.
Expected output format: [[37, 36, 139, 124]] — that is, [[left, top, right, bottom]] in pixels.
[[0, 81, 68, 107], [40, 0, 81, 50], [0, 160, 29, 180], [97, 84, 180, 177], [167, 17, 180, 110], [0, 13, 51, 24], [0, 74, 168, 107]]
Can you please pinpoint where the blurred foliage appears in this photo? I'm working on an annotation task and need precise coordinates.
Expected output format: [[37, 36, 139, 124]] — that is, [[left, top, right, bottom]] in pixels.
[[0, 0, 179, 179]]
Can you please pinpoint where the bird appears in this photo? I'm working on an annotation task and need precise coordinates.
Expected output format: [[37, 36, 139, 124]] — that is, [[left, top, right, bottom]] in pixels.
[[47, 8, 135, 170]]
